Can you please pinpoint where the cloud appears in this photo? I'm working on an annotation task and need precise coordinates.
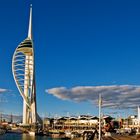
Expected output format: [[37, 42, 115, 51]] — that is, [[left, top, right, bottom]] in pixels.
[[46, 85, 140, 109], [0, 88, 9, 94], [0, 88, 11, 103]]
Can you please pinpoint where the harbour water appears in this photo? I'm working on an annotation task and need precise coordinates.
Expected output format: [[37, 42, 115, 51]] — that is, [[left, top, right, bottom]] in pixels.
[[0, 133, 68, 140]]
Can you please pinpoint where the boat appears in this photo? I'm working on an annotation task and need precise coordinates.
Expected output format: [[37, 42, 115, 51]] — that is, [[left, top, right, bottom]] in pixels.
[[0, 129, 6, 135], [28, 131, 35, 136], [65, 130, 71, 138], [104, 132, 111, 137]]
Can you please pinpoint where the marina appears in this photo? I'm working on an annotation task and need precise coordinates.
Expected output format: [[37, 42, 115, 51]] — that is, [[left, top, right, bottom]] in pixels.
[[0, 132, 140, 140], [1, 112, 140, 139], [2, 113, 140, 140]]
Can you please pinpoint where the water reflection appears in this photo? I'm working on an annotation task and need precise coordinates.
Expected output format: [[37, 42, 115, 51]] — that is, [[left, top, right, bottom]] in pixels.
[[22, 134, 35, 140], [0, 133, 65, 140]]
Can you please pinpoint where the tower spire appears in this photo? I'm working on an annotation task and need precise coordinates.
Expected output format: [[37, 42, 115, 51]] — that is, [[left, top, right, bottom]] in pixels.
[[28, 4, 32, 39]]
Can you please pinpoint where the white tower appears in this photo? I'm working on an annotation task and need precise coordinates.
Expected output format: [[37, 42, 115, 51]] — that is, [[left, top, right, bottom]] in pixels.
[[12, 5, 37, 125], [138, 106, 140, 121]]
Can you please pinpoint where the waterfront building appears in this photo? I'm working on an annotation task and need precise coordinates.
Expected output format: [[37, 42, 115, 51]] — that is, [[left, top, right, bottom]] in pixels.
[[121, 107, 140, 128], [45, 115, 99, 130], [12, 5, 41, 125]]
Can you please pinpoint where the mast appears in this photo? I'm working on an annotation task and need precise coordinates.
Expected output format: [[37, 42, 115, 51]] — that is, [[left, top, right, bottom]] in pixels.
[[99, 94, 102, 140], [28, 4, 32, 39]]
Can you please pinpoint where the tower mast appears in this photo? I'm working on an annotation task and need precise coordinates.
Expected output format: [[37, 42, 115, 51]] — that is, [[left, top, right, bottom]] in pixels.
[[28, 4, 32, 39]]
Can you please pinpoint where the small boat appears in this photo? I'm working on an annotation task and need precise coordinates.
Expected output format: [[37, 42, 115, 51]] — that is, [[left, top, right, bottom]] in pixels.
[[0, 129, 6, 135], [28, 131, 35, 136], [65, 130, 71, 138], [104, 132, 111, 137]]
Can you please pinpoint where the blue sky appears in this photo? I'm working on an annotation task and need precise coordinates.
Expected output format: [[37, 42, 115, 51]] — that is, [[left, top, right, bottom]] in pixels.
[[1, 0, 140, 117]]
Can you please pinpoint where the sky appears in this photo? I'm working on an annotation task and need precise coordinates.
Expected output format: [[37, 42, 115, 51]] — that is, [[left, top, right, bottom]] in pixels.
[[1, 0, 140, 118]]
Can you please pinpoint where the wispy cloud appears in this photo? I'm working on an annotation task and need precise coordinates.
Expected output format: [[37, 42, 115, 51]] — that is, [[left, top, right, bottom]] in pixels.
[[0, 88, 9, 94], [46, 85, 140, 109], [0, 88, 11, 103]]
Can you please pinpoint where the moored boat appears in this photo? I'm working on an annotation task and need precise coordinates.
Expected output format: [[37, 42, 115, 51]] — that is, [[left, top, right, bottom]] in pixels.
[[0, 129, 6, 135], [28, 131, 35, 136]]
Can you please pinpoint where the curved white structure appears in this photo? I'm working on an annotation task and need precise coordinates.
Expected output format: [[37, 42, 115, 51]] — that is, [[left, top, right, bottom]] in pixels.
[[12, 5, 37, 124]]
